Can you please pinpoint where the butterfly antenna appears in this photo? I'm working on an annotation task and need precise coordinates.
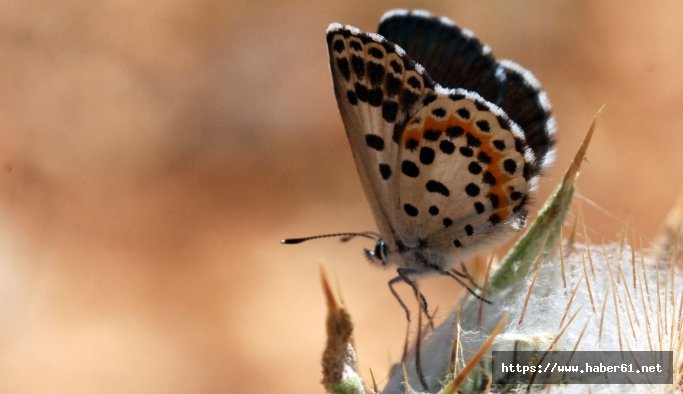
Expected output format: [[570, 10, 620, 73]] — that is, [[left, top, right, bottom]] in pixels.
[[281, 232, 379, 245]]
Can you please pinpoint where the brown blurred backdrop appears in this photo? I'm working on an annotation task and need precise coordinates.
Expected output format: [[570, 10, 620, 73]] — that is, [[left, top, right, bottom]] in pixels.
[[0, 0, 682, 392]]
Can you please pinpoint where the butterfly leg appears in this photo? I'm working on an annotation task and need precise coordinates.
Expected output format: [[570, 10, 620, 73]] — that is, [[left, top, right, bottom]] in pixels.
[[433, 265, 492, 304], [452, 262, 483, 290], [388, 268, 434, 327], [390, 272, 431, 392], [388, 273, 413, 322]]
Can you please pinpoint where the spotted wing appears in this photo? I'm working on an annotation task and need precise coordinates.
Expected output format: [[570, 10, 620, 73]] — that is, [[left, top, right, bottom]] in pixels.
[[378, 9, 556, 174], [393, 88, 536, 266], [326, 24, 437, 246]]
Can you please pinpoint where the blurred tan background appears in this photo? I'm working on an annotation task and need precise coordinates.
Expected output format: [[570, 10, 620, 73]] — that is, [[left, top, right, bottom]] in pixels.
[[0, 0, 682, 392]]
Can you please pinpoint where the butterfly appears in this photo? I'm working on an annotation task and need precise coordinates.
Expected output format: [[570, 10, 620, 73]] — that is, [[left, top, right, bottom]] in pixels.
[[284, 9, 555, 319]]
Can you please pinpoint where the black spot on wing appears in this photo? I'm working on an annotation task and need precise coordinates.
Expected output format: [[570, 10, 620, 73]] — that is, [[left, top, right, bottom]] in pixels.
[[333, 39, 345, 53], [422, 93, 438, 106], [426, 180, 450, 196], [466, 133, 481, 147], [476, 120, 490, 132], [367, 62, 385, 86], [385, 74, 402, 97], [492, 140, 506, 150], [496, 115, 510, 130], [368, 87, 383, 107], [468, 162, 482, 175], [474, 101, 489, 112], [346, 90, 358, 105], [368, 47, 384, 59], [405, 138, 419, 151], [439, 140, 455, 154], [407, 76, 421, 89], [482, 171, 496, 185], [354, 83, 368, 102], [488, 193, 500, 208], [351, 55, 364, 79], [465, 183, 480, 197], [477, 151, 491, 164], [392, 124, 402, 144], [400, 89, 419, 109], [431, 107, 446, 118], [424, 129, 441, 141], [389, 59, 402, 73], [404, 203, 419, 217], [336, 58, 351, 81], [365, 134, 384, 151], [456, 108, 470, 119], [446, 126, 464, 139], [449, 92, 465, 101], [379, 164, 392, 180], [503, 159, 517, 175], [401, 160, 419, 177], [382, 101, 398, 122], [419, 146, 435, 165]]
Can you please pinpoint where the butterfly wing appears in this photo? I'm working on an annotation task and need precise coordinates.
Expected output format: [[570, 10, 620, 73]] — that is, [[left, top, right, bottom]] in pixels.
[[392, 87, 536, 267], [326, 24, 438, 247], [378, 9, 556, 174], [378, 9, 501, 101], [496, 60, 556, 169], [327, 17, 550, 271]]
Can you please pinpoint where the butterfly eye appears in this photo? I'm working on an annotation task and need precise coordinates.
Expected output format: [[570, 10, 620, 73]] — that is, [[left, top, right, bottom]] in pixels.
[[380, 239, 389, 260], [364, 239, 388, 266], [372, 239, 389, 265]]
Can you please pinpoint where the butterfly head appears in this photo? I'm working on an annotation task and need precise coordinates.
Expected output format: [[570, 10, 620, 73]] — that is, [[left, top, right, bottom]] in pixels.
[[364, 238, 389, 266]]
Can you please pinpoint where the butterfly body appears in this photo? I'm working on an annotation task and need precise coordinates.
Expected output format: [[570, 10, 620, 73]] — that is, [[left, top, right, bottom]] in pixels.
[[326, 10, 554, 278]]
